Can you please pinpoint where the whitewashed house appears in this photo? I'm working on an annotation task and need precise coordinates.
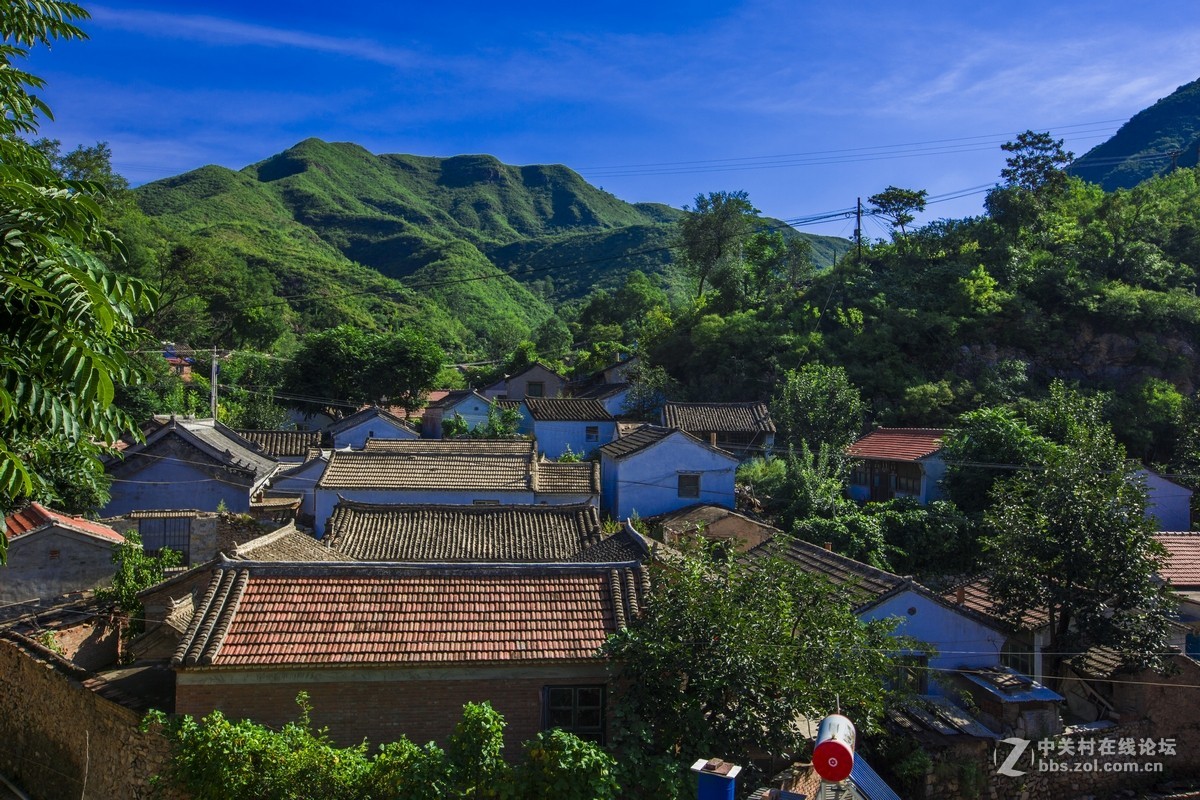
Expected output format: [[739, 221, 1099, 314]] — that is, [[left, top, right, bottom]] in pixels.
[[326, 407, 418, 450], [598, 425, 739, 521]]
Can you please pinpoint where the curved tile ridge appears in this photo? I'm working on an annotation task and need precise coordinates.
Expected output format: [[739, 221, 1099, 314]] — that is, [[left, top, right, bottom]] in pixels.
[[202, 569, 249, 666], [181, 568, 241, 667], [172, 568, 225, 667], [610, 569, 627, 629], [623, 567, 639, 621]]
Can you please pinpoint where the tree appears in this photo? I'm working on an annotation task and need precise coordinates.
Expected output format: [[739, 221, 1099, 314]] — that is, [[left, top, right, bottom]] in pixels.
[[868, 186, 928, 238], [940, 406, 1052, 516], [98, 530, 181, 639], [602, 540, 905, 796], [982, 407, 1175, 682], [284, 325, 443, 418], [999, 130, 1074, 194], [771, 363, 865, 453], [677, 190, 758, 298], [0, 2, 156, 536]]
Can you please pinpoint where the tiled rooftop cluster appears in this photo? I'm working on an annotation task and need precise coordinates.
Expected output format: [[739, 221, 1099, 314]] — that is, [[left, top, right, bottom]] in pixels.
[[743, 537, 905, 610], [235, 429, 323, 458]]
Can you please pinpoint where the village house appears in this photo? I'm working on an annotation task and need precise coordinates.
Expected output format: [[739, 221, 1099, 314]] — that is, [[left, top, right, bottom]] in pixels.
[[566, 381, 630, 417], [522, 397, 617, 459], [420, 389, 494, 438], [326, 406, 419, 450], [313, 439, 599, 537], [171, 559, 646, 749], [480, 362, 567, 401], [846, 427, 947, 505], [0, 504, 125, 605], [266, 449, 329, 529], [103, 416, 279, 517], [745, 537, 1012, 692], [651, 504, 777, 553], [660, 401, 776, 460], [132, 522, 353, 661], [1139, 467, 1193, 530], [599, 425, 740, 522], [323, 501, 647, 563]]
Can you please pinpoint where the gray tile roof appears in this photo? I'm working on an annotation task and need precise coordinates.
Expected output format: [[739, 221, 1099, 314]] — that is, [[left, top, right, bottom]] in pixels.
[[325, 501, 615, 561], [569, 382, 629, 401], [234, 429, 323, 458], [662, 402, 776, 433], [535, 461, 601, 493], [598, 425, 674, 459], [361, 439, 535, 455], [116, 417, 278, 488], [317, 440, 597, 495], [318, 450, 534, 492], [743, 537, 906, 611], [524, 398, 614, 422], [599, 425, 738, 462], [232, 523, 354, 562]]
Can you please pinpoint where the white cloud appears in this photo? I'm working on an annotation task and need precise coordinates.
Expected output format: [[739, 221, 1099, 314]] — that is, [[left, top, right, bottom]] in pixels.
[[89, 5, 420, 69]]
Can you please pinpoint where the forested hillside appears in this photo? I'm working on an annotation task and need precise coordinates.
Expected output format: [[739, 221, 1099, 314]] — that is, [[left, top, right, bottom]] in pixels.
[[125, 138, 848, 358], [1071, 76, 1200, 190]]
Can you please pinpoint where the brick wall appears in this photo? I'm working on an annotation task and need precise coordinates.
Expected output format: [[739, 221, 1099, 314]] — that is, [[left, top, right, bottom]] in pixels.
[[176, 666, 608, 750], [0, 633, 184, 800]]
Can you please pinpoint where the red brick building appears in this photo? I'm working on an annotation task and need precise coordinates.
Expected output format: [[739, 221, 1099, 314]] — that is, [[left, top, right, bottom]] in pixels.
[[172, 559, 646, 749]]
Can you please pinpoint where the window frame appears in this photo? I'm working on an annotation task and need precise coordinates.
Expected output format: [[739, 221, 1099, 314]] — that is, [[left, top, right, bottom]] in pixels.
[[542, 684, 606, 743], [526, 381, 545, 398], [677, 472, 701, 499]]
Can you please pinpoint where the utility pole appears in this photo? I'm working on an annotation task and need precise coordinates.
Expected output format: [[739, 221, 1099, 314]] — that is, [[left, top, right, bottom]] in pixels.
[[210, 348, 218, 419], [1170, 150, 1182, 171], [855, 197, 863, 261]]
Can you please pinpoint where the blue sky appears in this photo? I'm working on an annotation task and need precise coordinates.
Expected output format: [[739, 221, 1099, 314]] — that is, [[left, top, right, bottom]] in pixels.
[[28, 0, 1200, 238]]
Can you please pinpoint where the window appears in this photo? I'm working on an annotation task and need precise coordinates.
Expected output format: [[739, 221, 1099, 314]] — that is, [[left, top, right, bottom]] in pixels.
[[886, 655, 929, 694], [678, 473, 700, 498], [544, 685, 605, 743], [850, 463, 869, 486], [526, 381, 545, 398], [472, 499, 500, 506], [140, 516, 192, 564], [585, 425, 600, 443], [895, 463, 922, 495], [1001, 638, 1034, 677]]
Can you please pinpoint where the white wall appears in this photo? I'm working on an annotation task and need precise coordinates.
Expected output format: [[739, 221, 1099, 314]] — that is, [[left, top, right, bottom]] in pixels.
[[861, 589, 1007, 694], [533, 420, 616, 459], [1141, 469, 1193, 531], [333, 418, 418, 450], [602, 435, 737, 521]]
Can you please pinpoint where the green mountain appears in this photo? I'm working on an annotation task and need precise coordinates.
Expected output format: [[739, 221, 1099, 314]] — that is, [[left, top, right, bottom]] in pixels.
[[132, 138, 849, 355], [1071, 77, 1200, 191]]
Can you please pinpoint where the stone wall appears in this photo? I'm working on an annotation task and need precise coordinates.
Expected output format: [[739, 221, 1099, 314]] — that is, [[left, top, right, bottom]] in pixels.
[[0, 632, 185, 800]]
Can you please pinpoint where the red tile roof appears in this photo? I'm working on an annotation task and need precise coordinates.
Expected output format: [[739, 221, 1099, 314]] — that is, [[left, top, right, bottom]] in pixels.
[[847, 428, 947, 462], [1154, 533, 1200, 589], [5, 503, 124, 543], [174, 561, 646, 668], [941, 577, 1049, 631]]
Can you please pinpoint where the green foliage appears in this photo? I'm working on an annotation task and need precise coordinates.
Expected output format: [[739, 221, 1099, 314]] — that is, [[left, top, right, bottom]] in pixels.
[[771, 363, 866, 453], [285, 325, 443, 418], [868, 186, 928, 237], [148, 698, 618, 800], [602, 539, 906, 795], [0, 1, 157, 537], [677, 190, 759, 299], [510, 729, 620, 800], [982, 396, 1176, 679], [97, 531, 181, 638]]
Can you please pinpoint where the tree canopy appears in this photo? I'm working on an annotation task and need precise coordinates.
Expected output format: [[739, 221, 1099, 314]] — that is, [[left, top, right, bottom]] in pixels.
[[0, 1, 155, 531]]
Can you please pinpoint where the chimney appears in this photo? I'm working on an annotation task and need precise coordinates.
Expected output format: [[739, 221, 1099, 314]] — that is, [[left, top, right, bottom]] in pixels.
[[823, 541, 833, 552], [691, 758, 741, 800], [955, 586, 966, 604], [710, 432, 718, 447]]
